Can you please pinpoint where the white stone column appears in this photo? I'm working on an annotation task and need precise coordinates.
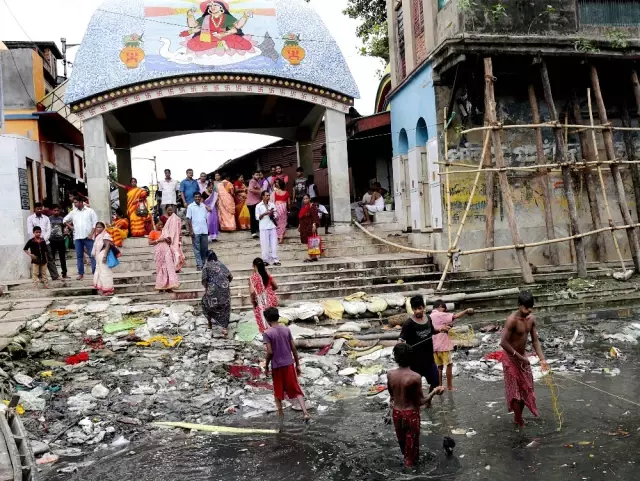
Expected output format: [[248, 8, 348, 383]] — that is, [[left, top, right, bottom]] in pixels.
[[296, 141, 314, 176], [325, 109, 351, 225], [392, 155, 406, 231], [83, 115, 111, 224], [115, 145, 132, 213]]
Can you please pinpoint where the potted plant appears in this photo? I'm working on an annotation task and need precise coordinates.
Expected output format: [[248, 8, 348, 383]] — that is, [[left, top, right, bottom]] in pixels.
[[384, 192, 393, 211]]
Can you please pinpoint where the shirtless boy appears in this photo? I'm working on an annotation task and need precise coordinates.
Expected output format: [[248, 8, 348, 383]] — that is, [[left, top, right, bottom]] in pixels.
[[388, 343, 445, 468], [499, 291, 549, 427]]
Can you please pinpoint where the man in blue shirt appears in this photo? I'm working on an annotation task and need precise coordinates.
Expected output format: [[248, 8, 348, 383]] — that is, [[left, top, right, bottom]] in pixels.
[[186, 192, 209, 270], [180, 169, 199, 207]]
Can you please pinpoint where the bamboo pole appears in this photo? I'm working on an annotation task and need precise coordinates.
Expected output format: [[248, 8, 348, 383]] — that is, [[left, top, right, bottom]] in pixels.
[[440, 159, 640, 175], [572, 97, 607, 261], [540, 60, 588, 277], [590, 65, 640, 272], [528, 83, 559, 265], [459, 122, 639, 135], [483, 111, 496, 272], [587, 90, 626, 272], [354, 219, 640, 257], [632, 69, 640, 115], [485, 58, 534, 283], [436, 130, 492, 291], [444, 107, 453, 254], [621, 99, 640, 224]]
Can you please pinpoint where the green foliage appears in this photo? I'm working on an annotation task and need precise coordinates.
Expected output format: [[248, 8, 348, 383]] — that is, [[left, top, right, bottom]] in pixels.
[[343, 0, 389, 62], [487, 4, 507, 22], [574, 38, 600, 54], [108, 162, 118, 182], [528, 4, 557, 34], [458, 0, 477, 13], [605, 29, 630, 49]]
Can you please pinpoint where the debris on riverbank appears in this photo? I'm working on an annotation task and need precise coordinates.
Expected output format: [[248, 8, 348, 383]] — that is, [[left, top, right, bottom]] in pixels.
[[0, 296, 633, 475]]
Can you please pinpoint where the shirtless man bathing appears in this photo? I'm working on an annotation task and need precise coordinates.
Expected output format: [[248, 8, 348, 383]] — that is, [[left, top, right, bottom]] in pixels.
[[499, 291, 549, 428], [388, 343, 445, 468]]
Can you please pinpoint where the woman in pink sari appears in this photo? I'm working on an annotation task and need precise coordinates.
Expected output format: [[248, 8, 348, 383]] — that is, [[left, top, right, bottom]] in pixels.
[[217, 174, 237, 232], [271, 178, 290, 243], [150, 206, 184, 291], [249, 257, 279, 333]]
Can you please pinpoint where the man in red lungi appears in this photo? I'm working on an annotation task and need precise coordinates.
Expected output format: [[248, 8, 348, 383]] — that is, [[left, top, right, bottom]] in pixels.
[[263, 307, 310, 421], [499, 291, 549, 427], [388, 343, 444, 468]]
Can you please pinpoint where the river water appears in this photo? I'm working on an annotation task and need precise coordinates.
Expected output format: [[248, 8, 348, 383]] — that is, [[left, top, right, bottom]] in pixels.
[[51, 351, 640, 481]]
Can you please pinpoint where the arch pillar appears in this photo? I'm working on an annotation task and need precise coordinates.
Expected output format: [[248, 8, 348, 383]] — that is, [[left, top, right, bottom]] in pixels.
[[324, 108, 351, 225], [84, 115, 111, 223], [115, 137, 132, 213]]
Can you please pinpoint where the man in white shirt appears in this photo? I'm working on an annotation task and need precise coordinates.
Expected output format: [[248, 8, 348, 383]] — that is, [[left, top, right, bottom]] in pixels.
[[63, 197, 98, 280], [158, 169, 180, 214], [186, 192, 209, 271], [255, 191, 280, 266], [313, 200, 331, 235], [27, 202, 60, 280]]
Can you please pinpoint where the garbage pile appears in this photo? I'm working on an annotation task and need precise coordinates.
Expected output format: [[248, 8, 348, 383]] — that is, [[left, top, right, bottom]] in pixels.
[[0, 294, 633, 474]]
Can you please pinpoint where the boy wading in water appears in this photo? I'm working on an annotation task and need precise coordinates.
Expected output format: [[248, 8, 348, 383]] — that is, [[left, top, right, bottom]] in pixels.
[[263, 307, 310, 421], [388, 343, 445, 468], [399, 295, 450, 404], [499, 291, 549, 427]]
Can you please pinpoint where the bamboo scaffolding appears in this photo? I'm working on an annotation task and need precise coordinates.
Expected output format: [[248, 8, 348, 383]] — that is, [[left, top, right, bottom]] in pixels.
[[621, 99, 640, 224], [438, 160, 640, 175], [460, 122, 640, 135], [445, 107, 453, 255], [529, 82, 559, 265], [436, 130, 492, 291], [354, 219, 640, 257], [485, 58, 534, 283], [586, 89, 627, 273], [572, 96, 607, 261], [590, 65, 640, 272]]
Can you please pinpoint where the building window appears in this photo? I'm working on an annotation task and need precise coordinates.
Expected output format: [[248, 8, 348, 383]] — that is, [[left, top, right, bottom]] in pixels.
[[396, 2, 407, 78], [578, 0, 640, 26], [438, 0, 450, 10], [76, 154, 84, 180]]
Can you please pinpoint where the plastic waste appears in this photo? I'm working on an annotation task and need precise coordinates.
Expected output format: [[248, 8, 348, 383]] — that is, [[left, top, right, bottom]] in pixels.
[[110, 436, 130, 447], [65, 352, 89, 365], [136, 335, 183, 348], [36, 453, 59, 465], [91, 384, 110, 399], [343, 301, 367, 316], [19, 387, 47, 411], [235, 318, 260, 342], [381, 294, 405, 308], [103, 316, 146, 334], [322, 300, 345, 320], [14, 373, 34, 387], [365, 297, 388, 315], [336, 322, 362, 333], [338, 367, 357, 376], [1, 400, 25, 415], [353, 374, 378, 388]]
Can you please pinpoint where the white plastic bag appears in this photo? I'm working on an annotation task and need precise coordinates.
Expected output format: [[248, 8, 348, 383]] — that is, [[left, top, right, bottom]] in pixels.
[[343, 301, 367, 316], [365, 297, 388, 314], [382, 294, 406, 308]]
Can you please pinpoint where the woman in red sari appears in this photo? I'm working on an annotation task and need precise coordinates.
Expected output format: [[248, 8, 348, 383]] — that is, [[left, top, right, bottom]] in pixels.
[[234, 174, 250, 230], [249, 258, 279, 333], [298, 194, 321, 262], [272, 178, 290, 244]]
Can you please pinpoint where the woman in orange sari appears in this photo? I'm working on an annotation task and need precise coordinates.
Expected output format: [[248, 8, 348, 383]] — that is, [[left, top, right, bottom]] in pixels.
[[113, 178, 152, 237], [234, 174, 250, 230], [217, 174, 237, 232], [149, 205, 184, 291]]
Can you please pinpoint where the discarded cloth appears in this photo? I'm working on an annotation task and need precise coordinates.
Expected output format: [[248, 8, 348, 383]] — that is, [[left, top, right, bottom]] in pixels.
[[103, 317, 146, 334], [136, 336, 183, 348], [65, 352, 89, 365], [322, 300, 344, 320]]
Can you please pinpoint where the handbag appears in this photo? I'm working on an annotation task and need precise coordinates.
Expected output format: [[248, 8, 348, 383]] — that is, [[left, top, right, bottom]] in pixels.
[[136, 201, 149, 217], [107, 249, 120, 269], [307, 235, 322, 256]]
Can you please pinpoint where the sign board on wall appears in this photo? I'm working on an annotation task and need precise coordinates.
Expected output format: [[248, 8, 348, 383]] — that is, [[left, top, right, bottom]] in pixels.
[[18, 168, 30, 210]]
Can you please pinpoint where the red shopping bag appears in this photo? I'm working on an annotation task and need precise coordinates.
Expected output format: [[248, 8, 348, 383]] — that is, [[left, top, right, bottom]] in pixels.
[[307, 235, 322, 256]]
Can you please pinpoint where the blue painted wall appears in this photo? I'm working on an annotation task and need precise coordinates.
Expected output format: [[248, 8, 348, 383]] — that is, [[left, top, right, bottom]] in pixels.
[[390, 64, 438, 155]]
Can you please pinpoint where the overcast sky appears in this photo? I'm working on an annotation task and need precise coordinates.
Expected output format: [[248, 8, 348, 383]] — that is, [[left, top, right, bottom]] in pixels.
[[0, 0, 383, 184]]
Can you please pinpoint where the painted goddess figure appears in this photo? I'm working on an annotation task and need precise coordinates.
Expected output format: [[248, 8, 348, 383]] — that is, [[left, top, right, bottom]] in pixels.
[[182, 1, 256, 55]]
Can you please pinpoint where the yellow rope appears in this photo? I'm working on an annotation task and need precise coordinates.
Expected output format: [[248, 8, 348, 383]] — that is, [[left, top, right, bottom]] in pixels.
[[543, 370, 564, 431]]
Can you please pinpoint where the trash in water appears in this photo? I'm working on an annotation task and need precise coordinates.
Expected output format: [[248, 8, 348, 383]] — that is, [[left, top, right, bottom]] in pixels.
[[153, 422, 278, 434], [37, 453, 59, 465]]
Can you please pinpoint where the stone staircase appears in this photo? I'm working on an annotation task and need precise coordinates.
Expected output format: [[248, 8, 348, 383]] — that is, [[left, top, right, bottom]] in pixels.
[[2, 228, 437, 309]]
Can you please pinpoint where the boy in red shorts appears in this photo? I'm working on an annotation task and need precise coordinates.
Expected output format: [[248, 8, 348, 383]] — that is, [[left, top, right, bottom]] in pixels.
[[263, 307, 310, 421], [388, 343, 445, 468]]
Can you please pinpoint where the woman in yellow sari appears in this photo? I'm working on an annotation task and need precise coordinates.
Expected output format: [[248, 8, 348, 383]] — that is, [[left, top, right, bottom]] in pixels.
[[234, 174, 250, 230], [113, 178, 152, 237], [217, 174, 237, 232]]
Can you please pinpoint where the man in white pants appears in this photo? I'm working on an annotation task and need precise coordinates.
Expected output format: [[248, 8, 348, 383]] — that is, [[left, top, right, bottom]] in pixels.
[[255, 191, 280, 266]]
